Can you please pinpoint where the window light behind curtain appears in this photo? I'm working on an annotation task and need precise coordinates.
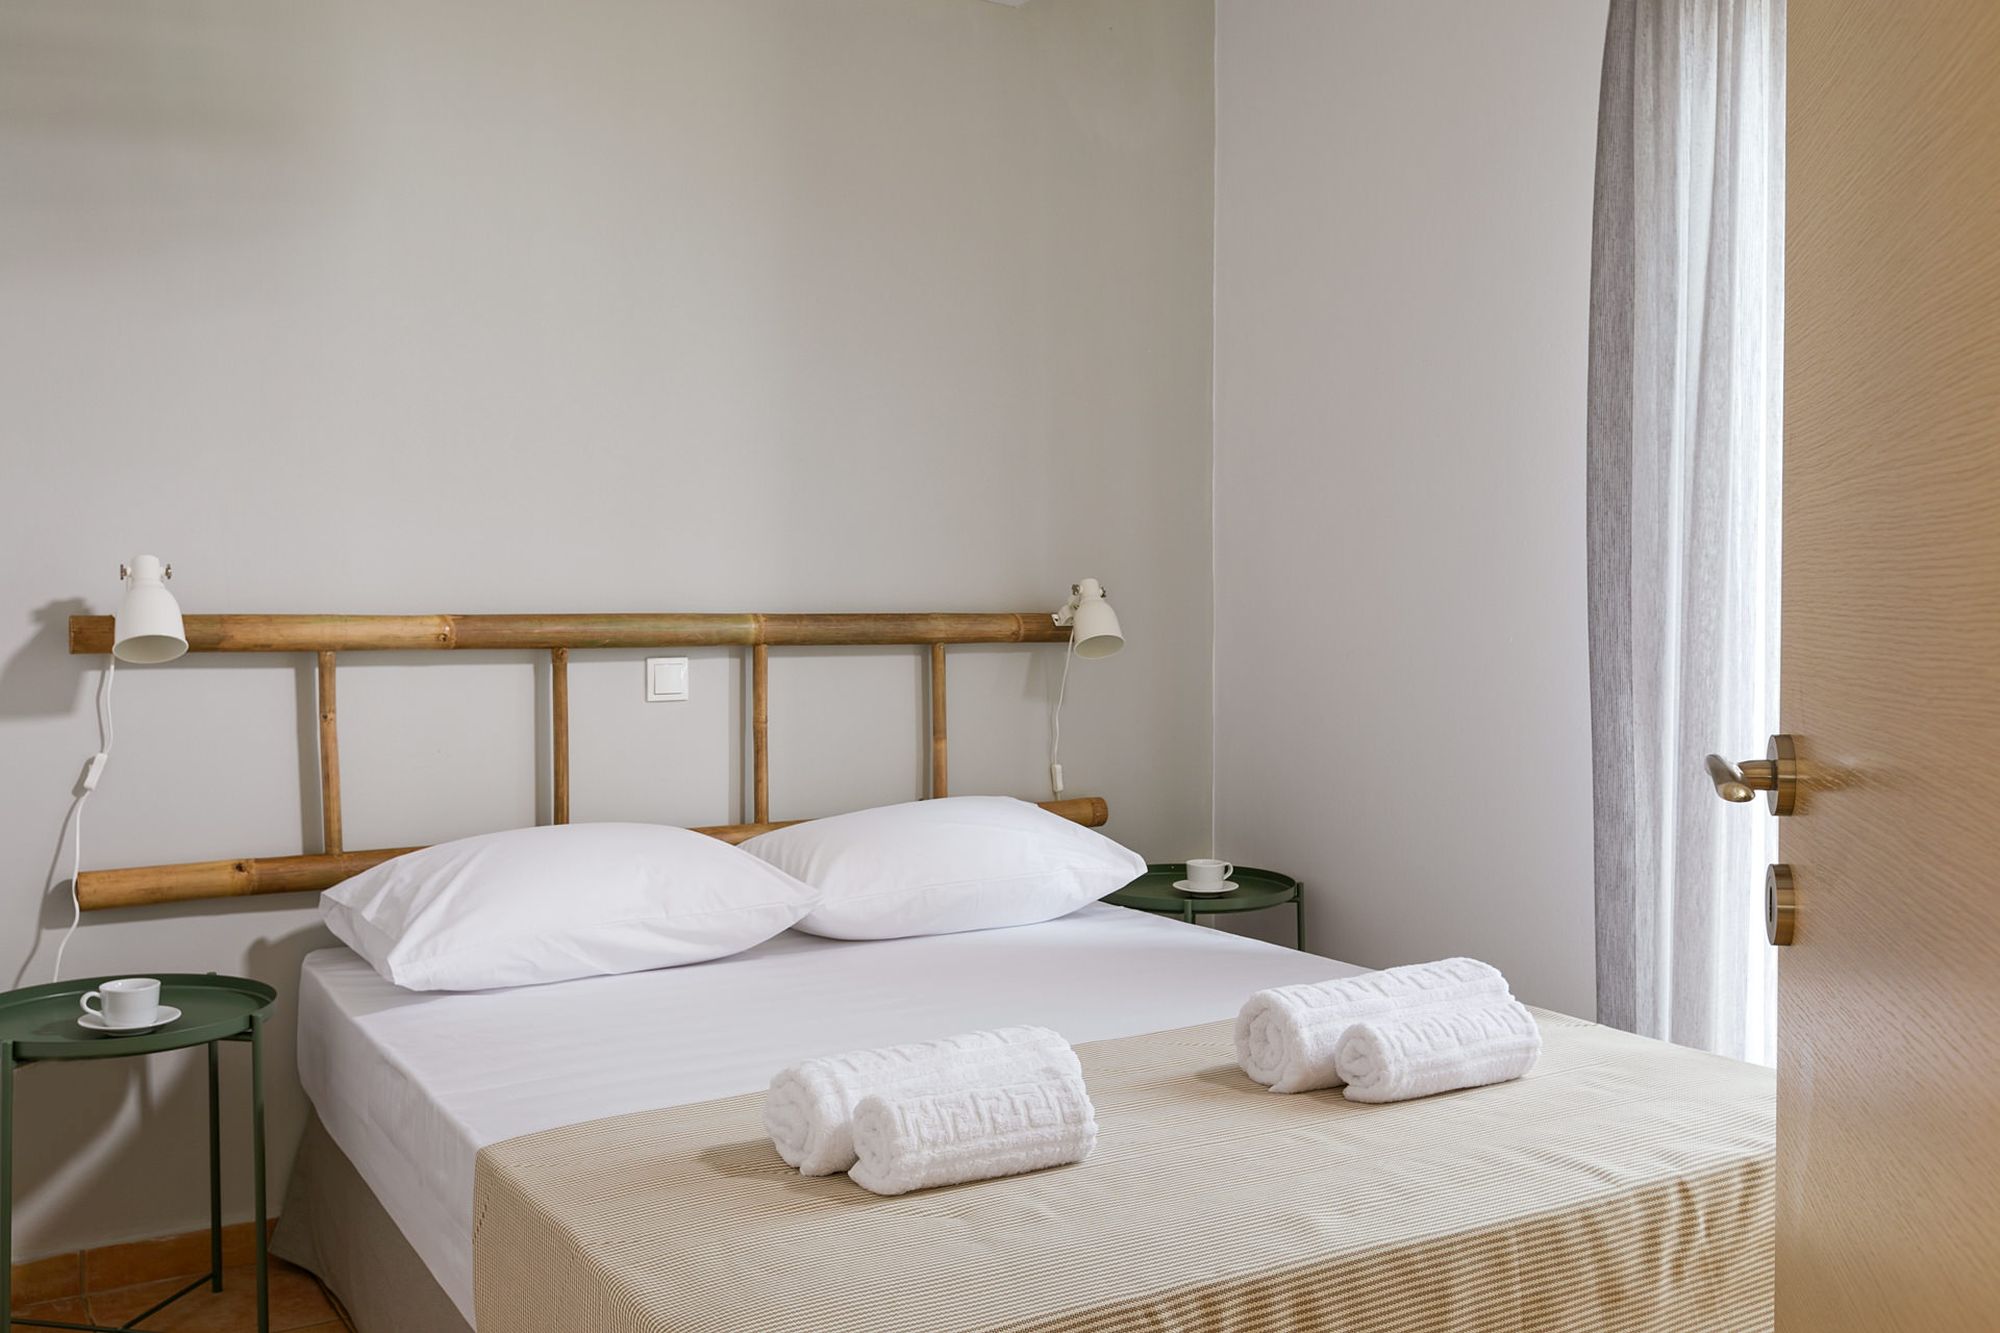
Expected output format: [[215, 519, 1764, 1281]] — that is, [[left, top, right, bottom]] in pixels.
[[1587, 0, 1783, 1064]]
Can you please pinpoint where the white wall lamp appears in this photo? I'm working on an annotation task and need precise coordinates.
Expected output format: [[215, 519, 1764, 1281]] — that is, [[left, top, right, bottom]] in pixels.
[[1049, 577, 1123, 797], [113, 554, 188, 663], [1053, 577, 1123, 659], [52, 556, 188, 982]]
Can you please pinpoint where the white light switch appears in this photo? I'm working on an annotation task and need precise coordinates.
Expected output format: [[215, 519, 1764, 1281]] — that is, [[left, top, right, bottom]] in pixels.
[[645, 657, 689, 702]]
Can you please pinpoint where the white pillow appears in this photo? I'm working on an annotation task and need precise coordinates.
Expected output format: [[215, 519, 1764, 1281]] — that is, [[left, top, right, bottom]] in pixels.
[[320, 823, 820, 991], [741, 796, 1146, 940]]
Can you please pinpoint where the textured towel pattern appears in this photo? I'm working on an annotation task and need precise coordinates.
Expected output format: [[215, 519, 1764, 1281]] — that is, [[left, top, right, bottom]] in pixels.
[[848, 1063, 1097, 1197], [1234, 958, 1508, 1093], [764, 1025, 1070, 1176], [1334, 998, 1542, 1103]]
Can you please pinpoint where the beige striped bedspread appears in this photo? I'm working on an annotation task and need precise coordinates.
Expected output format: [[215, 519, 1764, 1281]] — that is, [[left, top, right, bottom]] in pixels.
[[473, 1011, 1774, 1332]]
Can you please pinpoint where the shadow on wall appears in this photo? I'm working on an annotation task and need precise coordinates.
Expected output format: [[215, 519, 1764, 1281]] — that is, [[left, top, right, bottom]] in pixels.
[[6, 601, 99, 989], [2, 613, 333, 988], [0, 599, 91, 719], [9, 916, 336, 1251], [17, 791, 84, 993]]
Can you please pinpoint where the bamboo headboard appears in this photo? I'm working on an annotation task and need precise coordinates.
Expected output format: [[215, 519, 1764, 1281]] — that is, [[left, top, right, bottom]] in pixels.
[[64, 612, 1107, 911]]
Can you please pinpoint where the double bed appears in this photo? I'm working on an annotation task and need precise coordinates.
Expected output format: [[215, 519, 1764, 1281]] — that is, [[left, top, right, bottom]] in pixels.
[[285, 904, 1363, 1327], [277, 905, 1775, 1332], [64, 608, 1775, 1331]]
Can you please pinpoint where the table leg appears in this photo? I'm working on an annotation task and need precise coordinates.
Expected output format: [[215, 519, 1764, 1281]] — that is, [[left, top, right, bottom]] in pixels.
[[1295, 890, 1306, 952], [250, 1016, 268, 1333], [3, 1042, 13, 1333], [207, 1041, 222, 1291]]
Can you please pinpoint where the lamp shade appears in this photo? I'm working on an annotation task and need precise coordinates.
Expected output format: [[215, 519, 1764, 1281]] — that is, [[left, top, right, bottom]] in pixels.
[[1069, 578, 1123, 659], [113, 554, 187, 663]]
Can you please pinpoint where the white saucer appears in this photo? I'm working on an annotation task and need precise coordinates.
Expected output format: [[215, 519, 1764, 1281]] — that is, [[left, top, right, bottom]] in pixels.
[[78, 1005, 180, 1035], [1173, 879, 1239, 897]]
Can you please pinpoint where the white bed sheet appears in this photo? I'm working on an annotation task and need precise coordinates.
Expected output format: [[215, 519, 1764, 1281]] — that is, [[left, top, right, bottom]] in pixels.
[[296, 904, 1362, 1323]]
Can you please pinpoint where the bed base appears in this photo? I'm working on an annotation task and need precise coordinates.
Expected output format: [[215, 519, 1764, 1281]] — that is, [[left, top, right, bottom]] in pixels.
[[272, 1113, 472, 1333]]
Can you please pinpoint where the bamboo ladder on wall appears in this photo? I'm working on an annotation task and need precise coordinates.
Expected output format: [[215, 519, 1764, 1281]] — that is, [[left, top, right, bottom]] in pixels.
[[65, 612, 1106, 911]]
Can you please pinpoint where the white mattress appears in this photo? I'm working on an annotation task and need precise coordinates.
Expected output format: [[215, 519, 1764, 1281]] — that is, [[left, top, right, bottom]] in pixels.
[[296, 904, 1362, 1323]]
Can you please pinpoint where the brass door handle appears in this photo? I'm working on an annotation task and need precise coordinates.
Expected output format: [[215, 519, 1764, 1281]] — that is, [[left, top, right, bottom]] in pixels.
[[1704, 734, 1798, 815], [1704, 753, 1771, 802]]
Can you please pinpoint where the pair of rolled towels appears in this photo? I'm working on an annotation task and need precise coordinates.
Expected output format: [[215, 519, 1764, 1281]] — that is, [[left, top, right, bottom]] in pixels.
[[1236, 957, 1541, 1101], [764, 1025, 1097, 1196]]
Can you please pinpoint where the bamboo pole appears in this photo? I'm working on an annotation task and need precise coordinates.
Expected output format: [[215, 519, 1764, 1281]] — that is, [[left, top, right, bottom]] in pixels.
[[551, 647, 570, 825], [69, 612, 1066, 655], [71, 797, 1112, 911], [316, 652, 342, 854], [76, 848, 430, 909], [929, 644, 948, 799], [64, 603, 1084, 914], [751, 644, 770, 824]]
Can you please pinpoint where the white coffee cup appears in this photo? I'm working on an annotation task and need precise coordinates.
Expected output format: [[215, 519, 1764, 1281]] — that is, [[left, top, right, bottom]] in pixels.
[[1186, 858, 1235, 890], [81, 978, 161, 1028]]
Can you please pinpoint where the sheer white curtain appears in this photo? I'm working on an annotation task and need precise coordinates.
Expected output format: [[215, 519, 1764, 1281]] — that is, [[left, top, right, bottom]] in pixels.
[[1587, 0, 1783, 1064]]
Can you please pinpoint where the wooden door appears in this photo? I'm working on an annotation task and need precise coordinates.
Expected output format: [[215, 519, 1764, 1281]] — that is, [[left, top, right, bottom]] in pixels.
[[1780, 2, 2000, 1327]]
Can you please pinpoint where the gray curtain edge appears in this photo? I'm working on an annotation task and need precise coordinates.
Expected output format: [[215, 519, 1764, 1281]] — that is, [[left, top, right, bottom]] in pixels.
[[1587, 0, 1640, 1036]]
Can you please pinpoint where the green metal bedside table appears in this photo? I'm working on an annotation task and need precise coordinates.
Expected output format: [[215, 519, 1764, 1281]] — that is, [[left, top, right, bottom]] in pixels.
[[1105, 864, 1305, 950], [0, 973, 277, 1333]]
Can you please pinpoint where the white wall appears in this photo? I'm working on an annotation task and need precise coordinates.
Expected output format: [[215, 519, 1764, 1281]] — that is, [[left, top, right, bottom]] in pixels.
[[0, 0, 1215, 1256], [1213, 0, 1605, 1014]]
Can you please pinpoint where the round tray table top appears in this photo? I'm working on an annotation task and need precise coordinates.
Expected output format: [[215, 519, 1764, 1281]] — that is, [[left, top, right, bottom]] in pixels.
[[0, 973, 276, 1062], [1106, 863, 1301, 914]]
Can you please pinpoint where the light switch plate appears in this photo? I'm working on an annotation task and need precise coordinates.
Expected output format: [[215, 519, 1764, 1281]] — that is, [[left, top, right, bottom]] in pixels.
[[645, 657, 689, 702]]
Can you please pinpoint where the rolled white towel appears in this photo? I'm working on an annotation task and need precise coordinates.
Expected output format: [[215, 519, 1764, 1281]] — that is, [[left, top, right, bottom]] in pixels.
[[847, 1060, 1098, 1197], [765, 1025, 1071, 1176], [1333, 998, 1541, 1103], [1234, 958, 1510, 1093]]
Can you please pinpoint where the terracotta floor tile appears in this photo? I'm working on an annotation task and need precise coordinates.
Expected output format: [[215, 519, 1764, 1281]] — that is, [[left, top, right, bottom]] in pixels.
[[83, 1228, 212, 1293], [11, 1295, 91, 1327], [83, 1220, 274, 1294], [217, 1221, 279, 1272], [9, 1251, 82, 1309], [85, 1260, 334, 1331]]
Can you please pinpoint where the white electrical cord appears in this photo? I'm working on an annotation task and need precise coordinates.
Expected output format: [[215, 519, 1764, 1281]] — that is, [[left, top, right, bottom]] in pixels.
[[1049, 630, 1076, 798], [52, 655, 116, 984]]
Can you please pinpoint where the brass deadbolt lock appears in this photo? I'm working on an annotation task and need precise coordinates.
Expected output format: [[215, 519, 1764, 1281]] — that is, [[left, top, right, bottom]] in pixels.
[[1767, 864, 1796, 947]]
